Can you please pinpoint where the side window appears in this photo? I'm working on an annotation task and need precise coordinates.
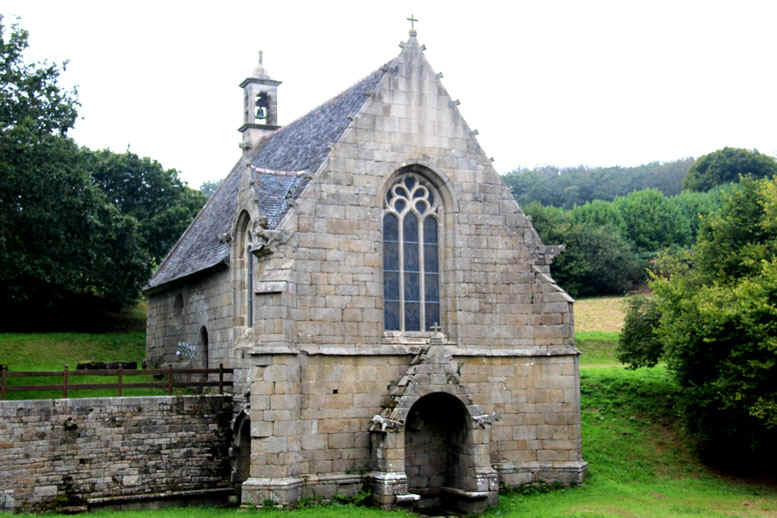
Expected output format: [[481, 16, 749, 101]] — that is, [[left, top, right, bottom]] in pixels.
[[383, 173, 440, 332], [235, 212, 253, 327]]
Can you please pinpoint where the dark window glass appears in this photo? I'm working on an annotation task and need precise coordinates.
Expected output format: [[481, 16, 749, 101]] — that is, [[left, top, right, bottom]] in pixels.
[[404, 241, 418, 272], [413, 187, 426, 199], [385, 190, 393, 205], [425, 273, 439, 301], [395, 199, 406, 213], [405, 272, 419, 301], [404, 212, 418, 243], [424, 216, 438, 243], [405, 302, 420, 331], [383, 242, 399, 271], [424, 244, 438, 272], [428, 190, 435, 207], [395, 186, 408, 198], [425, 302, 440, 331], [383, 213, 398, 241], [416, 200, 427, 214], [385, 302, 400, 330], [404, 176, 416, 190], [384, 271, 400, 300]]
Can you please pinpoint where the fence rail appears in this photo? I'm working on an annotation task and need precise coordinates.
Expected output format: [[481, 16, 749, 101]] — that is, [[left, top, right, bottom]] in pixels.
[[0, 364, 233, 399]]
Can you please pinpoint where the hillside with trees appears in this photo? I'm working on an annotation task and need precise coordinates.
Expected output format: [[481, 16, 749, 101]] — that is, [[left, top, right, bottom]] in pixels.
[[503, 158, 694, 209]]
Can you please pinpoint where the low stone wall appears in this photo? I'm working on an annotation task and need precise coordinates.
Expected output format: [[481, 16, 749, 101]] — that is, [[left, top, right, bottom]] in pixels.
[[0, 395, 233, 513]]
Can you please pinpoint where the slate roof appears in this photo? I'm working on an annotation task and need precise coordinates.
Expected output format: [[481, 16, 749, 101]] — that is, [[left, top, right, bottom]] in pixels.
[[145, 61, 392, 291]]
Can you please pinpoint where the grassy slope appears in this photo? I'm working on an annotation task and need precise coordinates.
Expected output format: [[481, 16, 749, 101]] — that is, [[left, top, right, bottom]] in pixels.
[[6, 296, 777, 516]]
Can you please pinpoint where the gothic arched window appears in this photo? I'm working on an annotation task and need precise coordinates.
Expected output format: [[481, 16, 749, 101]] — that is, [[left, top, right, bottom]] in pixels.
[[383, 173, 440, 332], [235, 212, 253, 327]]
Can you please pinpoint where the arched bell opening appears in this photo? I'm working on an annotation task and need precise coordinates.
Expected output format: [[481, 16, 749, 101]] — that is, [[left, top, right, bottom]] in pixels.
[[404, 392, 473, 508]]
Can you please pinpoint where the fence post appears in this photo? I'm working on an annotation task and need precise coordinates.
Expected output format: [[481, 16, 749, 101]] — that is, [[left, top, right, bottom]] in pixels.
[[63, 365, 69, 399], [167, 365, 173, 395], [219, 363, 224, 394], [117, 367, 123, 397], [1, 365, 6, 400]]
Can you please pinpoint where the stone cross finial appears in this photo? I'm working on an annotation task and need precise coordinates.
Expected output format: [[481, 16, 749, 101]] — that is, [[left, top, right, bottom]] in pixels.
[[407, 14, 418, 33], [258, 50, 263, 66]]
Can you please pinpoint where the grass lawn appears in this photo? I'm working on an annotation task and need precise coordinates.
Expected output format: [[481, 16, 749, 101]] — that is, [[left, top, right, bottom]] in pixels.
[[0, 332, 177, 399], [6, 295, 777, 516]]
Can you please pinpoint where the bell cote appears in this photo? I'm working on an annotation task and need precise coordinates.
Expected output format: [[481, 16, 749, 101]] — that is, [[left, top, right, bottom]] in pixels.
[[239, 51, 282, 153]]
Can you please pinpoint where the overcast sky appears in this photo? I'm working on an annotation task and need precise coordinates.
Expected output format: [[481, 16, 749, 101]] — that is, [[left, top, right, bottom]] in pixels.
[[5, 1, 777, 189]]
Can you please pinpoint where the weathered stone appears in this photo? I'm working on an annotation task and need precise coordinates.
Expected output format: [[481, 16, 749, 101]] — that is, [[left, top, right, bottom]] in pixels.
[[140, 27, 586, 514]]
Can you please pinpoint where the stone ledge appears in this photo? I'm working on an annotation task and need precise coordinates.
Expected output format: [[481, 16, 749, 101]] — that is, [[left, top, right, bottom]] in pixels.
[[441, 486, 489, 499], [452, 346, 580, 357], [296, 345, 580, 357], [87, 487, 234, 506]]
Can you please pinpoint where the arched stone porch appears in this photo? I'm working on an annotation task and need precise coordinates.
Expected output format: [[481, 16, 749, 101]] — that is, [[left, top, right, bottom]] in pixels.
[[368, 347, 499, 513]]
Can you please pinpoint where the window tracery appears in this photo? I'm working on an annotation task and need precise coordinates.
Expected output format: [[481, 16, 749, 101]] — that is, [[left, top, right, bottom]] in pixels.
[[383, 173, 440, 332]]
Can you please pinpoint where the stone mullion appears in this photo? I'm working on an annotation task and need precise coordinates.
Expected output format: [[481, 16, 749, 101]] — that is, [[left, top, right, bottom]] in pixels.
[[418, 212, 426, 331], [247, 244, 253, 327], [398, 210, 405, 332]]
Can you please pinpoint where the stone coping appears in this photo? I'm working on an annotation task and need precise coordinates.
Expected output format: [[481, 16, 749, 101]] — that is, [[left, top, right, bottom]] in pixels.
[[245, 345, 580, 357]]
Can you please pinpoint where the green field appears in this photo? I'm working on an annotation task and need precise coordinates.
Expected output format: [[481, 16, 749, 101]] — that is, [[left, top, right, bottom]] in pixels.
[[4, 296, 777, 516]]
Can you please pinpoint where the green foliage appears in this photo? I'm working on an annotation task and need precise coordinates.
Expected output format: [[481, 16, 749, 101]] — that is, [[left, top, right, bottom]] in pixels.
[[504, 158, 693, 209], [0, 18, 153, 319], [612, 189, 691, 256], [693, 178, 777, 284], [616, 296, 663, 368], [683, 147, 777, 192], [525, 185, 726, 297], [524, 203, 644, 297], [0, 18, 206, 322], [667, 185, 729, 243], [551, 223, 644, 297], [0, 16, 78, 136], [83, 149, 206, 265], [630, 176, 777, 466]]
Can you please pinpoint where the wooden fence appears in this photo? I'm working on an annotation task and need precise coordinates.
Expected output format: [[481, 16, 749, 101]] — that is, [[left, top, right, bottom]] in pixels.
[[0, 364, 233, 399]]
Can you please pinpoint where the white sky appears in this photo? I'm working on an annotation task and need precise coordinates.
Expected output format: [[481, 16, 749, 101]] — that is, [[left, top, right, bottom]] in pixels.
[[5, 1, 777, 189]]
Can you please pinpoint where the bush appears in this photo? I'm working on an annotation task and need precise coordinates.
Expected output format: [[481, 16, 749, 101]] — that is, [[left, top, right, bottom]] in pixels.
[[616, 296, 663, 369], [624, 176, 777, 468]]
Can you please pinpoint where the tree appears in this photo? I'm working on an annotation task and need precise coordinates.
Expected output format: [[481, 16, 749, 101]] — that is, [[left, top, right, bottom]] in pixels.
[[82, 149, 206, 265], [618, 176, 777, 466], [524, 203, 644, 297], [503, 158, 693, 209], [683, 147, 777, 192], [612, 189, 692, 256], [0, 16, 78, 136], [0, 17, 149, 324]]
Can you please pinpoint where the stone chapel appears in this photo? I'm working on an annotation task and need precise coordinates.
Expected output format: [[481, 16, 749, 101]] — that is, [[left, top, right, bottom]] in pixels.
[[144, 28, 586, 513]]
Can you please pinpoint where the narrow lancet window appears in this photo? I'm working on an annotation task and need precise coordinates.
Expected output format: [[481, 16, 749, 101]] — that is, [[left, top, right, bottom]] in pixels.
[[383, 173, 441, 332]]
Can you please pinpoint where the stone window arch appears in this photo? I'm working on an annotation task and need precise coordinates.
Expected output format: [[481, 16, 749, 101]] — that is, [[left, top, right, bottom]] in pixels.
[[383, 172, 441, 332]]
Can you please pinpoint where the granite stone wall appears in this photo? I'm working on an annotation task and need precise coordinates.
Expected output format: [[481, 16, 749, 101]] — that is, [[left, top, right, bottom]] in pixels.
[[146, 268, 233, 371], [0, 395, 233, 513]]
